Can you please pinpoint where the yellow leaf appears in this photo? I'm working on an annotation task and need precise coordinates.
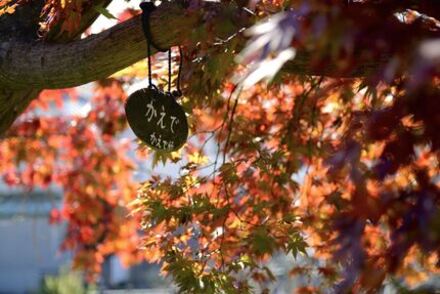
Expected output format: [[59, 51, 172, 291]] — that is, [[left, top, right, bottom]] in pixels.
[[0, 4, 17, 16], [188, 152, 208, 165]]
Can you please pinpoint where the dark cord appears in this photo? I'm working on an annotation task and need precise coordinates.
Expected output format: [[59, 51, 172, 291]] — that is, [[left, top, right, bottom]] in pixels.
[[140, 2, 183, 97], [140, 2, 168, 52], [147, 42, 152, 87], [172, 46, 183, 98], [168, 49, 172, 93]]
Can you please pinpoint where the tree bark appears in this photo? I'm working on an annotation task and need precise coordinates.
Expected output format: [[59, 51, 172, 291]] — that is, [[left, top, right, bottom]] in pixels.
[[0, 0, 112, 136], [0, 3, 197, 90], [0, 88, 41, 135]]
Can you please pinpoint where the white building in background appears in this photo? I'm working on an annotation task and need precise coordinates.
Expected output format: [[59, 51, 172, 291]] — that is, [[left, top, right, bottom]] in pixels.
[[0, 186, 72, 293], [0, 184, 170, 294]]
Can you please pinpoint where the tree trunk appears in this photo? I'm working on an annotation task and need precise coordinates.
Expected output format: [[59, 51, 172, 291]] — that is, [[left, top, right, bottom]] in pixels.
[[0, 0, 111, 136], [0, 88, 41, 135]]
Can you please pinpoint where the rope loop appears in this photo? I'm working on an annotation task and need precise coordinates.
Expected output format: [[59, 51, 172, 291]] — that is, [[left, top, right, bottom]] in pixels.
[[140, 2, 183, 98]]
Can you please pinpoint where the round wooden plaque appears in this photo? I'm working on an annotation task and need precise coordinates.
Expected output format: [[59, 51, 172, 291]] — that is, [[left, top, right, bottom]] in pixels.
[[125, 88, 188, 152]]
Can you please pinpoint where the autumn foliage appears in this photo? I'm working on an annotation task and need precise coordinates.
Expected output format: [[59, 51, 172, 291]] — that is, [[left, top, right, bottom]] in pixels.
[[1, 0, 439, 292]]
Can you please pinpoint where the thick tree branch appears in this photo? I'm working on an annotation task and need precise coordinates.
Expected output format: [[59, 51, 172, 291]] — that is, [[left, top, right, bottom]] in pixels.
[[0, 2, 390, 91], [0, 0, 114, 135], [0, 15, 145, 89], [0, 2, 191, 89]]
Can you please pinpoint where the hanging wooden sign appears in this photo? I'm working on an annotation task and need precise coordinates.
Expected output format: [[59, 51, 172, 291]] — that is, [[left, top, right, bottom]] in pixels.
[[125, 2, 188, 152], [125, 87, 188, 152]]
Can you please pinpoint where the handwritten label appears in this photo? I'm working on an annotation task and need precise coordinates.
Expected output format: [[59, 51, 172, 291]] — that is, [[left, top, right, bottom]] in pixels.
[[125, 88, 188, 152]]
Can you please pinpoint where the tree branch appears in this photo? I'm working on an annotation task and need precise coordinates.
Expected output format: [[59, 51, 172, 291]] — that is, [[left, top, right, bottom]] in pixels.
[[0, 2, 192, 89], [0, 0, 114, 136], [0, 2, 392, 91]]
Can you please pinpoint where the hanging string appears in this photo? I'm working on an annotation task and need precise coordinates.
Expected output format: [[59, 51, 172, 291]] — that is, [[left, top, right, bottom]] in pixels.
[[168, 49, 172, 93], [166, 46, 183, 98], [174, 46, 183, 98], [141, 2, 183, 97], [147, 42, 153, 88]]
